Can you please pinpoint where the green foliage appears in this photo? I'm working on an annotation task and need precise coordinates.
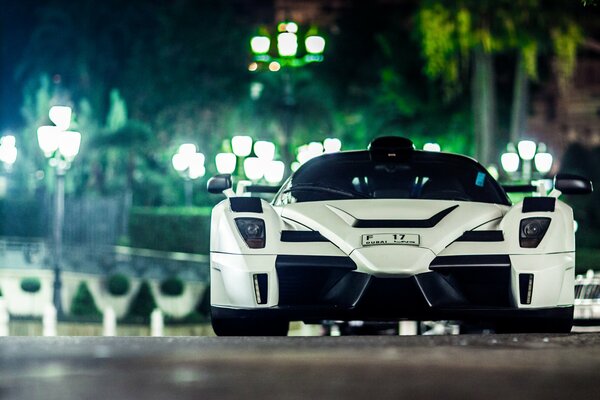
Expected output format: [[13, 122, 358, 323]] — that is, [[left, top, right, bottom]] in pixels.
[[105, 89, 128, 132], [417, 3, 462, 91], [70, 282, 101, 318], [20, 277, 41, 293], [160, 276, 185, 297], [0, 199, 44, 237], [126, 281, 157, 322], [552, 22, 583, 86], [129, 207, 212, 254], [106, 274, 130, 296]]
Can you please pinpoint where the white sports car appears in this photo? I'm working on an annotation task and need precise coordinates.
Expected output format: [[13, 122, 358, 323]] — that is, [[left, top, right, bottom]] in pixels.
[[207, 137, 593, 335]]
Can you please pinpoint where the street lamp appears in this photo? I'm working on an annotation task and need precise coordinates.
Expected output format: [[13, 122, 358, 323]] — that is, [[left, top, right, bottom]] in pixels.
[[218, 138, 287, 186], [296, 138, 342, 165], [423, 142, 441, 152], [37, 105, 81, 318], [0, 135, 17, 171], [500, 140, 553, 182], [172, 143, 206, 206], [249, 22, 326, 174], [250, 22, 325, 69], [215, 152, 237, 174]]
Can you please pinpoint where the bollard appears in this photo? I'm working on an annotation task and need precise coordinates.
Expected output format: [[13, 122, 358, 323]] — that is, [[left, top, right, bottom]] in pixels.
[[103, 306, 117, 337], [0, 298, 9, 336], [150, 308, 164, 337], [43, 304, 57, 337], [398, 320, 418, 336]]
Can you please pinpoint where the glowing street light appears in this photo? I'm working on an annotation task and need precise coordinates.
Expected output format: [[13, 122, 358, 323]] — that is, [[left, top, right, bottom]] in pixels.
[[323, 138, 342, 153], [215, 152, 237, 174], [48, 106, 72, 131], [517, 140, 537, 160], [423, 142, 441, 152], [0, 135, 17, 170], [500, 140, 552, 181], [500, 152, 520, 173], [232, 136, 253, 157], [250, 36, 270, 54], [254, 140, 276, 160], [534, 152, 553, 174], [277, 32, 298, 57], [264, 160, 285, 183], [305, 36, 326, 54], [243, 157, 265, 181], [250, 21, 326, 69], [172, 143, 206, 206]]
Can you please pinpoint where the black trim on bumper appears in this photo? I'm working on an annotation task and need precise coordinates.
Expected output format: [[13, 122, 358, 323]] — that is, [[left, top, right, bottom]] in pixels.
[[280, 230, 329, 242], [455, 230, 504, 242], [430, 254, 511, 269], [352, 205, 458, 228], [276, 255, 357, 270]]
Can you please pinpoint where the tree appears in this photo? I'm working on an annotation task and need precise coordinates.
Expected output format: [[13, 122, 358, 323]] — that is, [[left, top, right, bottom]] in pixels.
[[127, 281, 157, 322], [70, 281, 101, 318], [415, 0, 587, 165]]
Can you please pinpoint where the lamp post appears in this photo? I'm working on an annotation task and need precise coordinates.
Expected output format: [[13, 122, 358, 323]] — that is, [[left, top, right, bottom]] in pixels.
[[172, 143, 206, 206], [500, 140, 553, 182], [37, 106, 81, 318], [250, 22, 326, 173], [216, 137, 286, 189]]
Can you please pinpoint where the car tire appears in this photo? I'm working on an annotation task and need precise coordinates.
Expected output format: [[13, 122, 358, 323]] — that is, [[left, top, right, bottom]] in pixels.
[[211, 317, 289, 336]]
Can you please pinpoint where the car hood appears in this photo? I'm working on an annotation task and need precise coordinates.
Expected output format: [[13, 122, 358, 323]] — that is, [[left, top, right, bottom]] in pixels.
[[280, 199, 507, 257]]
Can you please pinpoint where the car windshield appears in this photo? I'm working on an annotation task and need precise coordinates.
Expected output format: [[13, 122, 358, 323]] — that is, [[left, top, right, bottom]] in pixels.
[[274, 151, 510, 205]]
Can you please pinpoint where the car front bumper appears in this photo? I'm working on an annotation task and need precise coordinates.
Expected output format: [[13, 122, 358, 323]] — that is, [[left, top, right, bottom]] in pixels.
[[212, 270, 573, 324]]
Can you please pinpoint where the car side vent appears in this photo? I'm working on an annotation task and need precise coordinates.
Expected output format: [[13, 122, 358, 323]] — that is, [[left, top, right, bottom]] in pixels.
[[519, 273, 534, 305]]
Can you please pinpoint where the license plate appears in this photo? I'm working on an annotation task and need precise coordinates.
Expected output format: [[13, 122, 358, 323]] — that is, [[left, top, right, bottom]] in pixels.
[[362, 233, 420, 246]]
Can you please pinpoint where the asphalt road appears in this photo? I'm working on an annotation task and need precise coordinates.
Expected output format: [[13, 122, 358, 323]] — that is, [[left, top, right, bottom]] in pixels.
[[1, 334, 600, 399]]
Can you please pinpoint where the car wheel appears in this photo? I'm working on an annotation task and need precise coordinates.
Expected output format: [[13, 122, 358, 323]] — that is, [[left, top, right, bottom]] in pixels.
[[211, 317, 289, 336]]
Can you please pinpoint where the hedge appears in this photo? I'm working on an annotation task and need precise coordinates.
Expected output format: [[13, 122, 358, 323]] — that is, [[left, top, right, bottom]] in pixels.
[[107, 273, 130, 296], [129, 207, 211, 254], [20, 277, 41, 293], [160, 276, 184, 297]]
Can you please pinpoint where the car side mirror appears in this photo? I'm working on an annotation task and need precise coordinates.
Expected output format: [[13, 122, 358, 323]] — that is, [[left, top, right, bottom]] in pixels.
[[207, 174, 232, 194], [554, 173, 593, 195]]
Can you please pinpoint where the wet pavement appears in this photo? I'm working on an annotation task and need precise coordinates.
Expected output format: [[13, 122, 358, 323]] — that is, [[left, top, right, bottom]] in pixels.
[[1, 334, 600, 399]]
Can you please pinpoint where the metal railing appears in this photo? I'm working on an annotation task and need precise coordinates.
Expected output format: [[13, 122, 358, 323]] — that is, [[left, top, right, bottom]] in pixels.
[[0, 237, 209, 282]]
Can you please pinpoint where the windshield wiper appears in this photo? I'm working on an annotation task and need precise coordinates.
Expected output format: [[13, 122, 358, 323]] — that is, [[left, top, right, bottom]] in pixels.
[[283, 184, 370, 199]]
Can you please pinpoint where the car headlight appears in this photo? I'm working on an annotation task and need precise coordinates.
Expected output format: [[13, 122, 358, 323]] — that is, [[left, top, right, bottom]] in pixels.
[[519, 217, 551, 248], [235, 218, 266, 248]]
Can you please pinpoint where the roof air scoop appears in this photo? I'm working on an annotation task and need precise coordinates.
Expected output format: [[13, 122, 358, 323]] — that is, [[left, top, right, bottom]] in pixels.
[[368, 136, 415, 162]]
